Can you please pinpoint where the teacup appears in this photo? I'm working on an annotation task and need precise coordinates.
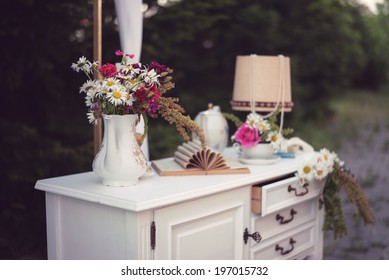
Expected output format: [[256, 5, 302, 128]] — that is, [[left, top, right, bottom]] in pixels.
[[234, 143, 274, 159]]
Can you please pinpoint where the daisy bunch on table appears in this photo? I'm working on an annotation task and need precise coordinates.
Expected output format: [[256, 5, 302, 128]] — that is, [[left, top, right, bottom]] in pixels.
[[296, 148, 374, 240]]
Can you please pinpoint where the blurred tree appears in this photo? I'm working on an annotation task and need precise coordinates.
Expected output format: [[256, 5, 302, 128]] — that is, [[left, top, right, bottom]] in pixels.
[[0, 0, 117, 259], [354, 0, 389, 90], [141, 0, 377, 155]]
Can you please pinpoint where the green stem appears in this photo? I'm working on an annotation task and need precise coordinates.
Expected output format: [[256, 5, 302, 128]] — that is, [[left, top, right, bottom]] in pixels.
[[222, 112, 243, 129]]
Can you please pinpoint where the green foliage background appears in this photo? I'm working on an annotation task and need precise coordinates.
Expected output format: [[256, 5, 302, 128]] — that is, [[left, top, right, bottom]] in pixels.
[[1, 0, 389, 259]]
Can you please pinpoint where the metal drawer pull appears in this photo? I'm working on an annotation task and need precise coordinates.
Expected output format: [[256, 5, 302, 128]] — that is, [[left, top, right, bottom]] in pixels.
[[243, 228, 262, 244], [275, 238, 296, 255], [276, 208, 297, 224], [288, 182, 309, 196]]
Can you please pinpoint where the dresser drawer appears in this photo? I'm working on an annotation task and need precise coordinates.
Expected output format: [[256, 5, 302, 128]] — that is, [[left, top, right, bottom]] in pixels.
[[251, 199, 317, 243], [252, 177, 323, 216], [250, 221, 316, 260]]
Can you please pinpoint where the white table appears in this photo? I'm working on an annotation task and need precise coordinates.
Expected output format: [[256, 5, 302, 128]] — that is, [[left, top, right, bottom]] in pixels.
[[35, 152, 324, 260]]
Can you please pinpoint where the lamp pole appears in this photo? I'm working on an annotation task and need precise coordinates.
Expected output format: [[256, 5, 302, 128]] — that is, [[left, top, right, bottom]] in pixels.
[[93, 0, 102, 155]]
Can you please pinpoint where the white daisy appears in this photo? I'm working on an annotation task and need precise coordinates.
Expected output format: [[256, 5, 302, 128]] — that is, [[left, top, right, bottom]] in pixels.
[[267, 131, 283, 152], [140, 68, 160, 84], [313, 162, 328, 180], [85, 90, 100, 107], [71, 56, 92, 73], [116, 72, 130, 82], [246, 113, 260, 127], [319, 148, 333, 163], [87, 83, 100, 98], [86, 112, 98, 125], [257, 118, 270, 133], [267, 131, 282, 144], [94, 82, 107, 98], [106, 85, 127, 106], [103, 77, 120, 89], [124, 92, 134, 106], [277, 137, 288, 153], [317, 149, 335, 173], [85, 92, 93, 107], [80, 80, 97, 94], [126, 79, 141, 92], [120, 63, 137, 75], [91, 61, 99, 69], [297, 160, 315, 181]]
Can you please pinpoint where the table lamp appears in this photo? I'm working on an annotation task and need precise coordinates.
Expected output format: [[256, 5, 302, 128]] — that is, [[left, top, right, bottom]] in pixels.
[[231, 54, 293, 115]]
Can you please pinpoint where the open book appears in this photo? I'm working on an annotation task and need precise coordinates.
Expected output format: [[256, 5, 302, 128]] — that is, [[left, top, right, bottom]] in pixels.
[[151, 140, 250, 176]]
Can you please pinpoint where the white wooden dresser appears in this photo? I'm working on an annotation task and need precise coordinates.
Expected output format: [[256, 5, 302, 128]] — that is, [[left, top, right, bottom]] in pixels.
[[35, 151, 324, 260]]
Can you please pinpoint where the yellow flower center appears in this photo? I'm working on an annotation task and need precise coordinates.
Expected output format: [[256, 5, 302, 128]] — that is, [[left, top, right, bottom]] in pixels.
[[324, 154, 329, 161], [126, 93, 131, 100], [317, 170, 323, 176], [130, 79, 136, 85], [271, 134, 278, 142], [248, 119, 255, 126], [303, 166, 311, 174], [113, 91, 121, 99], [107, 81, 115, 86]]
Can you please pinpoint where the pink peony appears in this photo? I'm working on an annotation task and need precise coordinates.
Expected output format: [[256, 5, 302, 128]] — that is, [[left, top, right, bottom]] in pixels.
[[234, 123, 261, 147], [99, 63, 117, 78]]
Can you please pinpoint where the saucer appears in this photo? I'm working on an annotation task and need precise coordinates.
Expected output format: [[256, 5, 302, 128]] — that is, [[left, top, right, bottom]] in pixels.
[[238, 155, 281, 165]]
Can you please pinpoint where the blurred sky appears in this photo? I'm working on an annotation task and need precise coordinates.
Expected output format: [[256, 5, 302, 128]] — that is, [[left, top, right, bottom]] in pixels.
[[359, 0, 384, 13]]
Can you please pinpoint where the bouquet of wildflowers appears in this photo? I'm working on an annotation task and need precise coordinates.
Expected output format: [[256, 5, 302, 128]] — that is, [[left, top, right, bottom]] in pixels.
[[72, 50, 205, 145], [231, 109, 293, 152], [296, 148, 375, 239], [296, 148, 344, 182]]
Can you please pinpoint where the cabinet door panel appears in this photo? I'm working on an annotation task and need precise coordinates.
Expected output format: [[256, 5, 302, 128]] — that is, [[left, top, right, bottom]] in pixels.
[[153, 186, 250, 260]]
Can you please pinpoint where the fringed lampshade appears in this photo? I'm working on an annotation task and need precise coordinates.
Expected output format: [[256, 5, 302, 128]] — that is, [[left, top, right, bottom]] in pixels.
[[231, 55, 293, 112]]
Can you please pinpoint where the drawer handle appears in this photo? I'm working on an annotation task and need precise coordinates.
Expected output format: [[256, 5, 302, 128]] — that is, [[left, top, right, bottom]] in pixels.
[[275, 238, 296, 255], [243, 228, 262, 244], [276, 208, 297, 224], [288, 183, 309, 196]]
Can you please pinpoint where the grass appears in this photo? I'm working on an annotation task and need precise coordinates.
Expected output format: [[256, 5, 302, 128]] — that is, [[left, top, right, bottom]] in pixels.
[[292, 89, 389, 151], [329, 90, 389, 122], [313, 89, 389, 260]]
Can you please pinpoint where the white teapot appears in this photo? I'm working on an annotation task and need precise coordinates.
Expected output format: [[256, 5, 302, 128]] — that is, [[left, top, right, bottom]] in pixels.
[[193, 103, 229, 153]]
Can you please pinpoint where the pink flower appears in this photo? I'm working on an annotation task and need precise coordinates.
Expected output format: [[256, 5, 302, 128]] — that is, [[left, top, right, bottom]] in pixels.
[[99, 63, 117, 77], [133, 87, 147, 104], [147, 85, 160, 117], [149, 61, 168, 74], [115, 50, 135, 59], [234, 123, 261, 147], [149, 61, 169, 81]]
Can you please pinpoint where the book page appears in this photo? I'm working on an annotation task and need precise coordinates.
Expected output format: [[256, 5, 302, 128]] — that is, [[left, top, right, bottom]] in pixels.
[[174, 150, 193, 164], [176, 145, 195, 158], [151, 158, 205, 176], [151, 156, 250, 176], [173, 140, 238, 171], [207, 152, 228, 170]]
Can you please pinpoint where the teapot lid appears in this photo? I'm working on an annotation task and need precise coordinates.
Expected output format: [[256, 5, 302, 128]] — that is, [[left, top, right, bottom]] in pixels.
[[205, 103, 221, 114]]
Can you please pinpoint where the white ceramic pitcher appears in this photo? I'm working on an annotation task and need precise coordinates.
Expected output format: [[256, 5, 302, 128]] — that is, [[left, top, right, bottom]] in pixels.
[[92, 114, 148, 187]]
